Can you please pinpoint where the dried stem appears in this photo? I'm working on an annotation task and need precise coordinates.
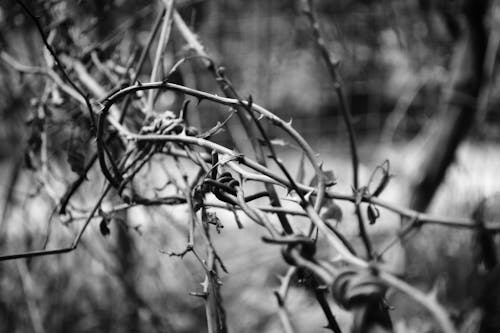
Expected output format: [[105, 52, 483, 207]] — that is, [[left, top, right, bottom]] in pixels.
[[147, 0, 175, 114], [274, 267, 298, 333], [172, 10, 298, 234], [302, 0, 372, 259], [4, 5, 494, 333]]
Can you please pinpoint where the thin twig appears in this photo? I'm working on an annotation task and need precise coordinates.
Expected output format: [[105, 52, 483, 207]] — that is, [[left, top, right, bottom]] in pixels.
[[98, 81, 326, 205], [16, 0, 96, 129], [312, 278, 342, 333], [147, 0, 175, 114], [59, 7, 168, 212], [16, 261, 46, 333], [90, 80, 500, 233], [172, 11, 298, 234], [201, 208, 228, 333], [302, 0, 372, 258], [120, 6, 167, 122], [274, 267, 298, 333]]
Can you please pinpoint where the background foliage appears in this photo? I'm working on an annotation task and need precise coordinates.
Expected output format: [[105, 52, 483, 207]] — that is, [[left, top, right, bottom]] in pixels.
[[0, 1, 499, 332]]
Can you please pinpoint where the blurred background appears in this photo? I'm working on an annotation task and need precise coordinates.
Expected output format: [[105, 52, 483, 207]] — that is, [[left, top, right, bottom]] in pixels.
[[0, 0, 499, 332]]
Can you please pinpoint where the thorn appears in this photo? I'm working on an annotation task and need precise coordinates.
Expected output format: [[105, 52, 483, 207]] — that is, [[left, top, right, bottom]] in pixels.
[[427, 278, 443, 301], [217, 66, 226, 76], [257, 114, 264, 121], [189, 291, 207, 299], [427, 289, 438, 302], [273, 291, 284, 306], [200, 278, 209, 292], [330, 255, 343, 263], [180, 100, 190, 120], [330, 56, 340, 67], [382, 297, 396, 311], [304, 190, 314, 202], [316, 284, 328, 292], [247, 95, 253, 109], [287, 118, 293, 126]]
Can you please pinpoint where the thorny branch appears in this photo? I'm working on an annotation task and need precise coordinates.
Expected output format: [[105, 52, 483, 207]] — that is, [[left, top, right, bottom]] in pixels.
[[171, 10, 297, 235], [16, 0, 96, 130], [302, 0, 373, 260], [4, 3, 500, 333], [274, 267, 298, 333]]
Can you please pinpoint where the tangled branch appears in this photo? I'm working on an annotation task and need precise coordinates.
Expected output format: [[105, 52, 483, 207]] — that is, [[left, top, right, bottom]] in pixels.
[[2, 2, 499, 333]]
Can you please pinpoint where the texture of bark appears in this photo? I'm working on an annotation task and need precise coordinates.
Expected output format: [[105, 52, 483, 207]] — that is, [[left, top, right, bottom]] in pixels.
[[407, 2, 495, 330], [409, 0, 488, 212]]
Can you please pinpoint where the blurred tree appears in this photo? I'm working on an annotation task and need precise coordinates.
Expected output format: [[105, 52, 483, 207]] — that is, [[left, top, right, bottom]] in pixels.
[[409, 0, 489, 212]]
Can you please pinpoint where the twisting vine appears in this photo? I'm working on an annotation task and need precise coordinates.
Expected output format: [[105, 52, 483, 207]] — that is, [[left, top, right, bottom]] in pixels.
[[3, 2, 500, 333]]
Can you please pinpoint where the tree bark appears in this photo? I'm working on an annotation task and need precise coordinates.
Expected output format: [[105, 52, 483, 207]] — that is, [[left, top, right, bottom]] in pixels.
[[409, 0, 488, 212]]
